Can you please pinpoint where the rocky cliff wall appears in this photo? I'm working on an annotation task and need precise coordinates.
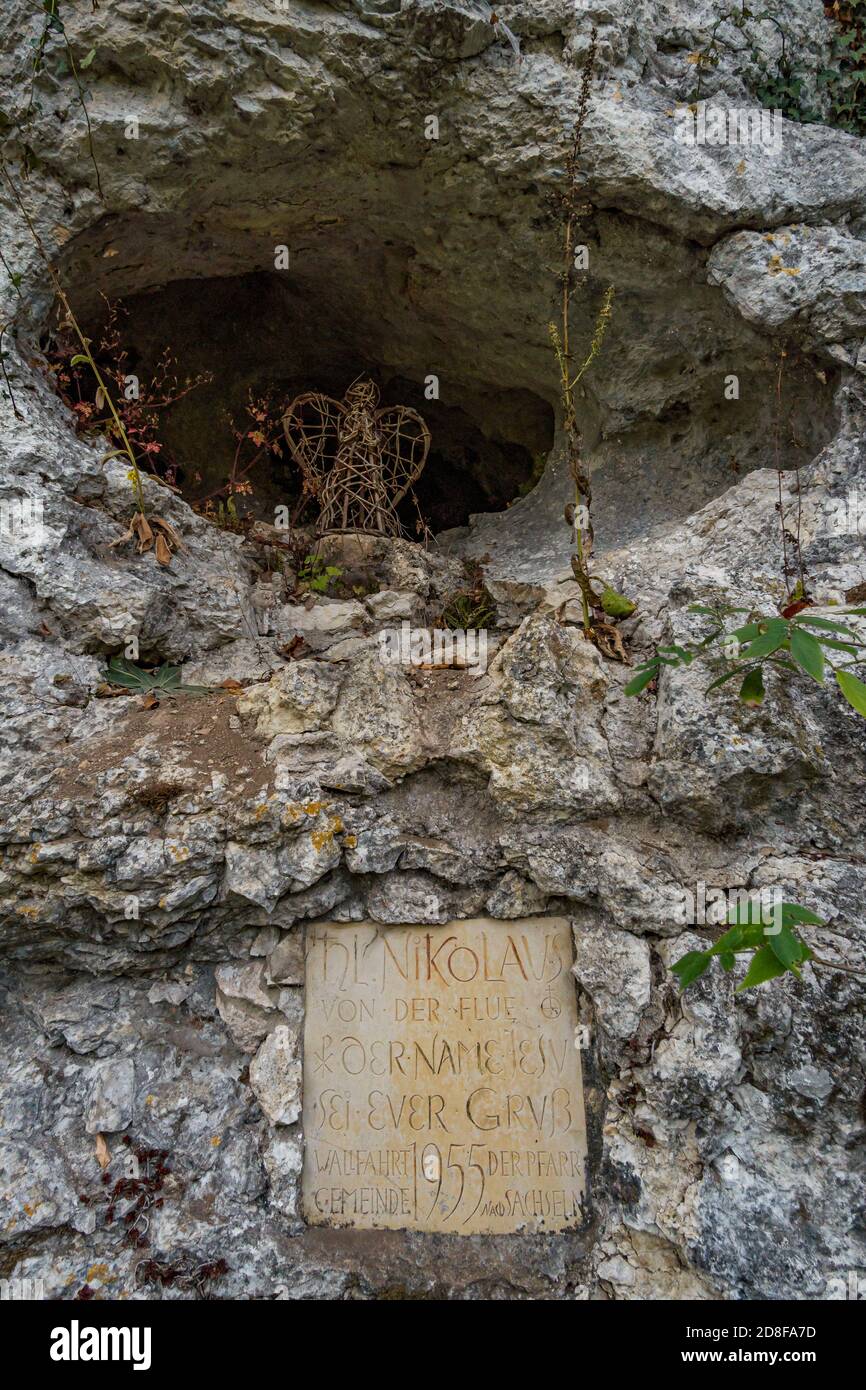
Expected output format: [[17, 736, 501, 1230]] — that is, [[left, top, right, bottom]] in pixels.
[[0, 1, 864, 1300]]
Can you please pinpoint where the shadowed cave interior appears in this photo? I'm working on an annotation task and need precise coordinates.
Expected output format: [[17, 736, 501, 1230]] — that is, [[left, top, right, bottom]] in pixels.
[[70, 272, 556, 536]]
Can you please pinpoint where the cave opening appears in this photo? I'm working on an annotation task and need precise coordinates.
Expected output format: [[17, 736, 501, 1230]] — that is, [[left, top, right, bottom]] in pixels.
[[55, 271, 554, 538]]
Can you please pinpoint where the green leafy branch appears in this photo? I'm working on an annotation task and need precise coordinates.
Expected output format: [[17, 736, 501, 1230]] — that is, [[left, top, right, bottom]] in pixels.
[[625, 601, 866, 720], [672, 899, 865, 992], [816, 0, 866, 138], [686, 1, 866, 134], [688, 4, 791, 104]]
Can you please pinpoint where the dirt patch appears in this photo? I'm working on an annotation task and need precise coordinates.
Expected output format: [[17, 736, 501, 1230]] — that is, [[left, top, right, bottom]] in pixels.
[[55, 691, 273, 804]]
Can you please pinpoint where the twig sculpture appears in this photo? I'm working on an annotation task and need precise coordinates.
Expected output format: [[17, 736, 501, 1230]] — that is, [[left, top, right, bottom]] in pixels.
[[282, 379, 430, 537]]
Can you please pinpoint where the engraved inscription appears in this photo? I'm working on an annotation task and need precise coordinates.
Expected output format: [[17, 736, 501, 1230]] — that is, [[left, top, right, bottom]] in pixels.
[[301, 917, 587, 1234]]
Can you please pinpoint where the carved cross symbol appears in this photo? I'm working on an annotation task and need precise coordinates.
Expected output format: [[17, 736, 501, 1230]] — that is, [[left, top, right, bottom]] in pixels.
[[282, 379, 430, 537], [312, 1036, 334, 1075]]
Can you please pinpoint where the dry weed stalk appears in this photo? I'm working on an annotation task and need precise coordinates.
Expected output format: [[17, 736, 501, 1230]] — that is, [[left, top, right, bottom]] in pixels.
[[550, 29, 630, 658]]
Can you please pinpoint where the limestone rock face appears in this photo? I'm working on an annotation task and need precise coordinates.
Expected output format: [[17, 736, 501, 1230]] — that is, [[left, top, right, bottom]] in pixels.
[[0, 0, 864, 1303], [249, 1026, 303, 1127]]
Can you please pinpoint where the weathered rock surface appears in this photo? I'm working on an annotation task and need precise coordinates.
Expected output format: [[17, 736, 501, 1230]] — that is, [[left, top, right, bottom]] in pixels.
[[0, 0, 864, 1303]]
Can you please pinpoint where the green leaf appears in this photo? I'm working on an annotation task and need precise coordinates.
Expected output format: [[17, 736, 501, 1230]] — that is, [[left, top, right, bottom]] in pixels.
[[80, 48, 97, 70], [70, 353, 90, 366], [836, 669, 866, 719], [706, 668, 746, 693], [739, 667, 765, 705], [719, 951, 736, 972], [624, 665, 659, 696], [712, 921, 767, 953], [741, 618, 789, 662], [793, 616, 859, 637], [729, 623, 762, 642], [817, 638, 860, 656], [768, 925, 806, 972], [671, 951, 711, 989], [102, 657, 209, 695], [789, 626, 825, 683], [737, 946, 789, 991], [780, 903, 824, 927]]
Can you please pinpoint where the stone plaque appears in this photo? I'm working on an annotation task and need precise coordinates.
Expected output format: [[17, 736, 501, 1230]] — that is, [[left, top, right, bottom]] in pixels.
[[302, 917, 587, 1234]]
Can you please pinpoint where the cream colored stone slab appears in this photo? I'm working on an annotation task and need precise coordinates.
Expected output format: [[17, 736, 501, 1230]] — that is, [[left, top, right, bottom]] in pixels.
[[302, 917, 587, 1234]]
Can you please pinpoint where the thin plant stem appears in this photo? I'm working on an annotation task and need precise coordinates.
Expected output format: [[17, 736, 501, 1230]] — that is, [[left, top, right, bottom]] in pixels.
[[0, 158, 145, 513]]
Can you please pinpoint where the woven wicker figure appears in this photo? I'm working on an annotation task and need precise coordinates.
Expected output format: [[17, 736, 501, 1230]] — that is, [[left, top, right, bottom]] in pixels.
[[283, 379, 431, 536]]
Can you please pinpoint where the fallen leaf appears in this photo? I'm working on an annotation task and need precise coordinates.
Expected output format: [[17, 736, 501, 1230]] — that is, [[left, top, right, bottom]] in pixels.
[[130, 512, 154, 553], [154, 533, 172, 566], [95, 1133, 110, 1169], [150, 515, 184, 550], [781, 599, 812, 619], [94, 682, 129, 698], [278, 635, 306, 660], [139, 691, 159, 710], [589, 619, 629, 663], [219, 678, 243, 690]]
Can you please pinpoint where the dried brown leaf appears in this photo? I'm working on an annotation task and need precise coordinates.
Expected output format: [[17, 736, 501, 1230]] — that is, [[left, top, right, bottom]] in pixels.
[[150, 516, 184, 550]]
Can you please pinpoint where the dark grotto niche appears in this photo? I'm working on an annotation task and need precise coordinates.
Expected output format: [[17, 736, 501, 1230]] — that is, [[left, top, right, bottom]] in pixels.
[[70, 271, 555, 536]]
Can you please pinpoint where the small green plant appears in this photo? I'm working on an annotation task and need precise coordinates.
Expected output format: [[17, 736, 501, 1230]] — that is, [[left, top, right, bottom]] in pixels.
[[215, 496, 242, 531], [817, 0, 866, 137], [439, 589, 495, 631], [672, 899, 821, 992], [685, 2, 866, 135], [753, 55, 821, 122], [438, 565, 496, 631], [101, 657, 209, 694], [625, 602, 866, 719], [298, 554, 342, 594]]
